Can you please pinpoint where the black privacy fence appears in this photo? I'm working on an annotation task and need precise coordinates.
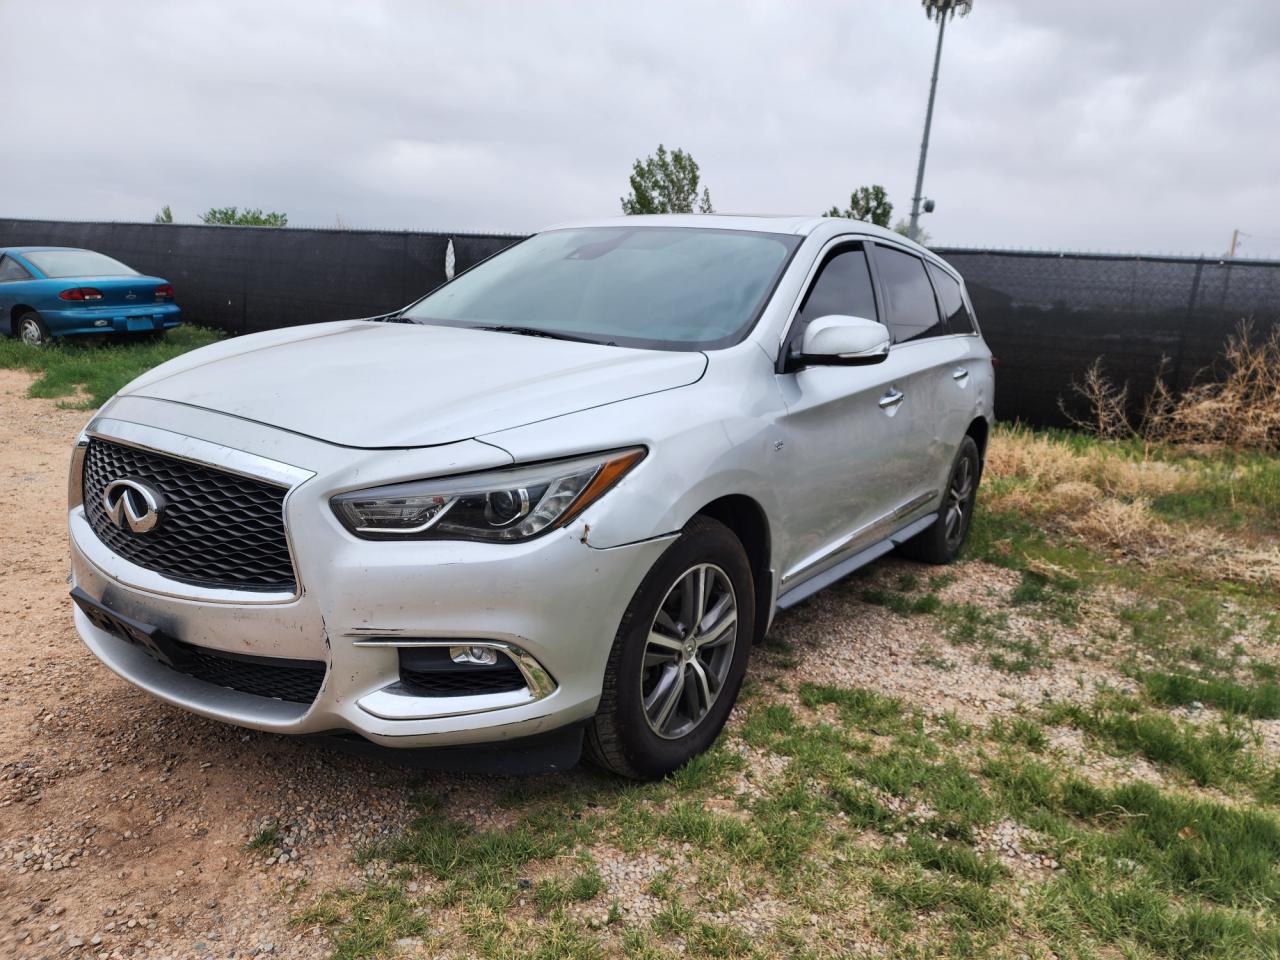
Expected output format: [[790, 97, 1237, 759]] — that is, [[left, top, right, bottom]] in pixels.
[[2, 217, 1278, 427]]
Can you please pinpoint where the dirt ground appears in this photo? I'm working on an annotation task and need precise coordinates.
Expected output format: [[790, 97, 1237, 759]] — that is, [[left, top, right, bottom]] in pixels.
[[0, 370, 418, 959], [0, 368, 1227, 960]]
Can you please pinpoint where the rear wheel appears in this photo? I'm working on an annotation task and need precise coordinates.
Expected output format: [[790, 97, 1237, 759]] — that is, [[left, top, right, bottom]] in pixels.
[[898, 435, 981, 565], [585, 516, 754, 780], [17, 312, 51, 347]]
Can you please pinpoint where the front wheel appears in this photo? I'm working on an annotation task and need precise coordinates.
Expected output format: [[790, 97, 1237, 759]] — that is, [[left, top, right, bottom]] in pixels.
[[585, 516, 754, 780], [898, 435, 982, 565], [17, 312, 51, 347]]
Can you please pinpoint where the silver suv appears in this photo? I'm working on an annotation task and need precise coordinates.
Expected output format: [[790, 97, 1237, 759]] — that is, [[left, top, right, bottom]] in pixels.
[[67, 215, 993, 779]]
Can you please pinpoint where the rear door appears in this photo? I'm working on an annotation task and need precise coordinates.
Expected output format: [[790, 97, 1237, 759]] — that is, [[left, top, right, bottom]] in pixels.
[[870, 243, 969, 505], [773, 240, 931, 593]]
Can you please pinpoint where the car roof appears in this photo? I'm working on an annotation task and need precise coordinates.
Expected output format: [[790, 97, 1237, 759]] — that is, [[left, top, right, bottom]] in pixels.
[[539, 213, 933, 253], [0, 246, 86, 255]]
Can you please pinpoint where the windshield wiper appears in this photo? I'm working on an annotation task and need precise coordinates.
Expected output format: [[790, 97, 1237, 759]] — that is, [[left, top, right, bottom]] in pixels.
[[475, 324, 605, 345]]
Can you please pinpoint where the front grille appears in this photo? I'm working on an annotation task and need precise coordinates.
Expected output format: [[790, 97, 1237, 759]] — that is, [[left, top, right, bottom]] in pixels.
[[82, 439, 295, 592], [173, 643, 325, 704], [398, 647, 527, 698]]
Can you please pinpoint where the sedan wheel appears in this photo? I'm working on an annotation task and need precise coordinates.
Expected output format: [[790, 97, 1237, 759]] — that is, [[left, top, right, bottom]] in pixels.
[[641, 563, 738, 740], [18, 313, 50, 347]]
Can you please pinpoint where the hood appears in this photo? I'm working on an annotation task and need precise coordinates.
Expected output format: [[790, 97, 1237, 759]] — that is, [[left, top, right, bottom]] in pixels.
[[123, 320, 708, 448]]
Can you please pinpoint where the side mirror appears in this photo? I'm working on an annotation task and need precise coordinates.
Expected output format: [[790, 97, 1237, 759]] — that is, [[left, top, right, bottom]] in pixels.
[[791, 315, 891, 369]]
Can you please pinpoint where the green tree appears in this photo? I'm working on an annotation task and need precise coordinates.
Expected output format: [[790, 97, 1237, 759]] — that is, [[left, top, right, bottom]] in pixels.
[[892, 218, 931, 246], [823, 185, 893, 227], [153, 205, 174, 224], [199, 207, 288, 227], [621, 144, 713, 215]]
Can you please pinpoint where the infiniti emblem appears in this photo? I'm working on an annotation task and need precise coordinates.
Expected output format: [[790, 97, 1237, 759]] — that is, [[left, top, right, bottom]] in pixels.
[[102, 479, 165, 535]]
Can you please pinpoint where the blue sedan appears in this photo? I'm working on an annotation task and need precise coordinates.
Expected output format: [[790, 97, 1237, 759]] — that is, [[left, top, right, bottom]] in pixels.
[[0, 246, 182, 346]]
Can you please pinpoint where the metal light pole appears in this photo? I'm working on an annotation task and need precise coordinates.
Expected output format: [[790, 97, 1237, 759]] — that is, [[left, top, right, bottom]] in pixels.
[[908, 0, 972, 243]]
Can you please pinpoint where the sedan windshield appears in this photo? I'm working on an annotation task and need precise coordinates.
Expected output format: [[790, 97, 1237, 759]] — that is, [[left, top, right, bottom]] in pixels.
[[25, 250, 138, 278], [402, 226, 801, 350]]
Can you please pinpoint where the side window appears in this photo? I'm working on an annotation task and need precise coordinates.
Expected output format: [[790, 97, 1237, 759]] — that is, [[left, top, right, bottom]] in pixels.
[[927, 262, 975, 335], [796, 246, 878, 329], [0, 256, 31, 282], [873, 246, 947, 343]]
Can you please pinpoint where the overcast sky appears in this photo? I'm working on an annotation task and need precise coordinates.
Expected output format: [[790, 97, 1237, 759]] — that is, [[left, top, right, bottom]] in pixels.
[[3, 0, 1277, 258]]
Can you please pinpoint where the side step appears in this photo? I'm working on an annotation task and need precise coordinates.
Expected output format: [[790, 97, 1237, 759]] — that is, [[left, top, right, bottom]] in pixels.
[[774, 513, 938, 611]]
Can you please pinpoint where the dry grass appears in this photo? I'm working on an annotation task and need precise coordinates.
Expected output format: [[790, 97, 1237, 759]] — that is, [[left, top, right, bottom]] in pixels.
[[984, 428, 1280, 588], [1064, 321, 1280, 451]]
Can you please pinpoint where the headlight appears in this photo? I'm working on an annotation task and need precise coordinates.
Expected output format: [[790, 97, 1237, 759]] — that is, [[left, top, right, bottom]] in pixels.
[[330, 447, 646, 542]]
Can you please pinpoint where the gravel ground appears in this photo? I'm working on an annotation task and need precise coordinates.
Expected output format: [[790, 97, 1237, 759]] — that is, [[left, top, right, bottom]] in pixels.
[[1, 368, 1260, 959]]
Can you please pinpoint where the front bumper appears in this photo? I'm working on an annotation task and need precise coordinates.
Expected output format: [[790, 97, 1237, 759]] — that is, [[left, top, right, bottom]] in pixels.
[[45, 302, 182, 337], [68, 406, 674, 749]]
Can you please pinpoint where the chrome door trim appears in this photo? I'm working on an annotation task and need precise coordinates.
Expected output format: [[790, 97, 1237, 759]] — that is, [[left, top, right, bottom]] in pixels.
[[780, 489, 938, 589], [776, 511, 938, 611]]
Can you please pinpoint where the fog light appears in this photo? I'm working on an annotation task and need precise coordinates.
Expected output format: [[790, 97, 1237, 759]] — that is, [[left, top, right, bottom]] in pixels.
[[450, 645, 499, 666]]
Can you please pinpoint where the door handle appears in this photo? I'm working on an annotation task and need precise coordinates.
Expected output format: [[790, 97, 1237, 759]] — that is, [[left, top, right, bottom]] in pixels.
[[952, 367, 969, 382], [878, 388, 905, 410]]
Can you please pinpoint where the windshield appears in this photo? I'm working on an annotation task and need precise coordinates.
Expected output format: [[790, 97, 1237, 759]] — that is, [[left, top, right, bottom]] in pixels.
[[402, 226, 801, 349], [25, 250, 138, 278]]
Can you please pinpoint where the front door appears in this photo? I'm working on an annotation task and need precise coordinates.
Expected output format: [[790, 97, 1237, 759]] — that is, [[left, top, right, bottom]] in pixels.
[[773, 242, 934, 594]]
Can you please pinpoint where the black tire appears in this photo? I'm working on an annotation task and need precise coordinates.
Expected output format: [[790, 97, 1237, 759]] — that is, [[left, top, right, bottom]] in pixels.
[[585, 515, 754, 780], [16, 311, 51, 347], [898, 435, 982, 565]]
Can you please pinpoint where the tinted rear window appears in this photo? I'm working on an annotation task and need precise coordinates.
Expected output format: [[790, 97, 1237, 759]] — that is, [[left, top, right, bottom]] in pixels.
[[24, 250, 138, 278], [874, 246, 946, 343], [927, 263, 975, 335]]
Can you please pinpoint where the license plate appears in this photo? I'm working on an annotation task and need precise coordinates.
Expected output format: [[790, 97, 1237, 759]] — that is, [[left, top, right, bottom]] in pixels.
[[71, 587, 179, 666]]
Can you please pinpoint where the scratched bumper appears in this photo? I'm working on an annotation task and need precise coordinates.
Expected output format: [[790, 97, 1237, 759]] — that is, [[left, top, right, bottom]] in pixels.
[[67, 401, 672, 748]]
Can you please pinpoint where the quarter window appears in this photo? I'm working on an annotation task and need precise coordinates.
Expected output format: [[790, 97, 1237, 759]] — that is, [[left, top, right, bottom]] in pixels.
[[927, 263, 976, 335], [874, 246, 947, 343], [0, 256, 30, 282]]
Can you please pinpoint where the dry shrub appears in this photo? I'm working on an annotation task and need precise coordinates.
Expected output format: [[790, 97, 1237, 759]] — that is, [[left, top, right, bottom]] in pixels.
[[1060, 358, 1134, 440], [1065, 321, 1280, 451]]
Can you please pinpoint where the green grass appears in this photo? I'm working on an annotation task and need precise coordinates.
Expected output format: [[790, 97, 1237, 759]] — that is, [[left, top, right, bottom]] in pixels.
[[246, 823, 281, 851], [282, 422, 1280, 958], [0, 324, 221, 407], [1045, 694, 1277, 800], [1141, 670, 1280, 719], [295, 680, 1280, 959]]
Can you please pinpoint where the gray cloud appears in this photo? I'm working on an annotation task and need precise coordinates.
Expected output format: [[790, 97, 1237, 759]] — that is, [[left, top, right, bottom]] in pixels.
[[2, 0, 1276, 257]]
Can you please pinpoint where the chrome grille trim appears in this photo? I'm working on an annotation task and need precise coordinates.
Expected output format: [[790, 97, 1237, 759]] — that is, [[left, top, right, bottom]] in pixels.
[[80, 419, 314, 600]]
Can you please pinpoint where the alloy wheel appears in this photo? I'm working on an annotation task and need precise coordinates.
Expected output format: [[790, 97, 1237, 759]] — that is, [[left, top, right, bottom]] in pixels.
[[944, 454, 976, 549], [640, 562, 738, 740]]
